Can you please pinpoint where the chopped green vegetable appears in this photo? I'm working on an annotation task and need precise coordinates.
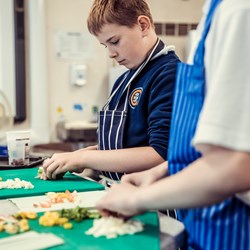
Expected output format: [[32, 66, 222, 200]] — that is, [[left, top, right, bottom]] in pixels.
[[38, 167, 43, 175], [58, 207, 101, 222]]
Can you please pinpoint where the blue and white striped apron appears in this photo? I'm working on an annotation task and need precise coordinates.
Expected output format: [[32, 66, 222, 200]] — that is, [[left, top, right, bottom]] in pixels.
[[98, 39, 171, 181], [168, 0, 250, 249]]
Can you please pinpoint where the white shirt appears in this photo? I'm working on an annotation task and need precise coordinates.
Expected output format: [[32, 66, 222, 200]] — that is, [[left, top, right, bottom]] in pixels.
[[191, 0, 250, 205], [192, 0, 250, 153]]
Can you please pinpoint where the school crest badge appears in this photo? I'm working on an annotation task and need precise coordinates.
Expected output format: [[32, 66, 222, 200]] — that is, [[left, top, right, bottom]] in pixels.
[[129, 87, 143, 109]]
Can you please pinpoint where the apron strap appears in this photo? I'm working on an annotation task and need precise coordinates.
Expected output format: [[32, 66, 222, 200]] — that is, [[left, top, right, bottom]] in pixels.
[[103, 39, 174, 111], [102, 71, 130, 111]]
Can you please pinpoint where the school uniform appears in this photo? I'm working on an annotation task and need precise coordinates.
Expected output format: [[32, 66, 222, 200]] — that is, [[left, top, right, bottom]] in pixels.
[[168, 0, 250, 249], [98, 39, 180, 181]]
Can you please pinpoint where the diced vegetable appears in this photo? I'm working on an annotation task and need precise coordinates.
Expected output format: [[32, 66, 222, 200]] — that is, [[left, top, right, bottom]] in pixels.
[[85, 216, 144, 239]]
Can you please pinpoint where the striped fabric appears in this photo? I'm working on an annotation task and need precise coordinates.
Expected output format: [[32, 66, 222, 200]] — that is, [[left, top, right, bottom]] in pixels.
[[168, 0, 250, 249]]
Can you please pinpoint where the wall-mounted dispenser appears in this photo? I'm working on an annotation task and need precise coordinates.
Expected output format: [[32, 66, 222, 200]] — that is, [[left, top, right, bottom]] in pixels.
[[70, 64, 87, 87]]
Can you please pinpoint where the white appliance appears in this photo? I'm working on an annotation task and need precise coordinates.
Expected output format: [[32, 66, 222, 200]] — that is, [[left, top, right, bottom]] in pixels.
[[0, 90, 13, 142]]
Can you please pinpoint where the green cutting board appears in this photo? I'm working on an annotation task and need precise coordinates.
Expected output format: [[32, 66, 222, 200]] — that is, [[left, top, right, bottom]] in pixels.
[[0, 168, 104, 199], [0, 212, 160, 250]]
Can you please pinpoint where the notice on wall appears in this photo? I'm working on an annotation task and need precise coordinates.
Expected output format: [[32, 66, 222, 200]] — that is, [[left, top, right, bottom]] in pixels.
[[54, 30, 94, 60]]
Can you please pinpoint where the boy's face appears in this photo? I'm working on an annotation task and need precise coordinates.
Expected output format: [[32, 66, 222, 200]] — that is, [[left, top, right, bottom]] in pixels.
[[96, 23, 148, 69]]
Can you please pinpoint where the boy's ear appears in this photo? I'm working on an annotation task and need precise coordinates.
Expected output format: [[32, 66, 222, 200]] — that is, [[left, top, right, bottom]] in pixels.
[[138, 15, 151, 34]]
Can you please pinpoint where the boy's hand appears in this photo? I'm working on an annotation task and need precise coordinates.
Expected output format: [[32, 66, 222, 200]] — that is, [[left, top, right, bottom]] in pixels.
[[121, 162, 168, 187], [42, 151, 84, 180]]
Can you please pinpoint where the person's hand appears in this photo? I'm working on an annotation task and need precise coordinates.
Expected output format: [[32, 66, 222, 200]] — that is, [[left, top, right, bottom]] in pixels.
[[121, 162, 168, 187], [42, 151, 85, 180], [96, 183, 144, 217]]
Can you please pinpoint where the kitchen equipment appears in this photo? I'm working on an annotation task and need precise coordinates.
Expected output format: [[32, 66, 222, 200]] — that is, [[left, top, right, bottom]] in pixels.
[[0, 156, 45, 170], [56, 121, 97, 144], [0, 212, 160, 250], [0, 168, 104, 199], [0, 90, 13, 141]]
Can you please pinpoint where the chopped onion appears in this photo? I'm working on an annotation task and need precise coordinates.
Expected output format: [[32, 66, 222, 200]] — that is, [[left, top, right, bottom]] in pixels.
[[85, 216, 143, 239]]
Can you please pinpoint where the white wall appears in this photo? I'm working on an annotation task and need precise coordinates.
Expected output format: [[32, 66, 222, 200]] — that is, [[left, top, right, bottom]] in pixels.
[[149, 0, 203, 22], [27, 0, 50, 144], [45, 0, 203, 141], [148, 0, 203, 60], [45, 0, 110, 141], [0, 0, 15, 116]]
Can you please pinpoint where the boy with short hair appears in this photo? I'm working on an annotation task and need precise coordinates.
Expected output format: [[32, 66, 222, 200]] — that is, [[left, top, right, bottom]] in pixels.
[[43, 0, 180, 188]]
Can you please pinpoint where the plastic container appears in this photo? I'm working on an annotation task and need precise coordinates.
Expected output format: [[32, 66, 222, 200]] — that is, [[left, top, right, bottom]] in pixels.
[[6, 130, 30, 166]]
